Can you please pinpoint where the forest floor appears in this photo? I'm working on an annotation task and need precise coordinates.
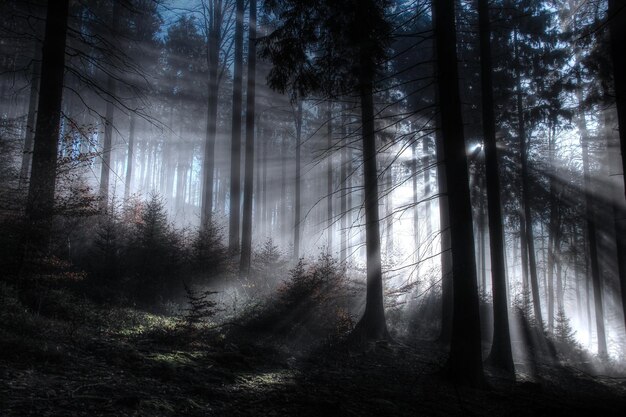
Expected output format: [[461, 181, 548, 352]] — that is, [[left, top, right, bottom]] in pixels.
[[1, 288, 626, 417]]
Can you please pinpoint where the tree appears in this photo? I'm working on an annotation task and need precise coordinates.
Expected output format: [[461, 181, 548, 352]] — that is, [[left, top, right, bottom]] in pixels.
[[240, 0, 258, 274], [25, 0, 70, 250], [608, 0, 626, 202], [259, 0, 392, 341], [228, 0, 245, 252], [608, 0, 626, 335], [433, 0, 484, 386], [200, 0, 227, 228], [478, 0, 514, 376]]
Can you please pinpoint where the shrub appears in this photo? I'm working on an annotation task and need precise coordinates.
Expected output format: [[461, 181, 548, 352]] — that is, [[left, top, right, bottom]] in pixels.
[[242, 254, 357, 347]]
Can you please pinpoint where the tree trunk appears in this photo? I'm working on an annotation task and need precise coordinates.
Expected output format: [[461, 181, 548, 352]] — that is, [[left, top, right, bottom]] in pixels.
[[19, 46, 41, 189], [350, 46, 388, 342], [436, 122, 453, 345], [293, 101, 303, 260], [385, 163, 394, 257], [422, 136, 431, 240], [412, 141, 420, 270], [608, 0, 626, 202], [606, 0, 626, 336], [124, 113, 136, 200], [239, 0, 257, 274], [580, 114, 608, 358], [99, 75, 116, 211], [515, 30, 543, 326], [201, 2, 222, 228], [280, 135, 287, 247], [340, 106, 348, 262], [433, 0, 484, 386], [478, 0, 514, 376], [327, 101, 333, 253], [26, 0, 70, 250], [228, 0, 244, 252]]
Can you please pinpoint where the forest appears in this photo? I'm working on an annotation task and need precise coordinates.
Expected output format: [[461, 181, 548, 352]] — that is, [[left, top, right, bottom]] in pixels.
[[1, 0, 626, 415]]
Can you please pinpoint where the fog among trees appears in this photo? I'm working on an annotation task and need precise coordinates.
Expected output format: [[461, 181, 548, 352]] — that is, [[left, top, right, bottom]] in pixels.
[[1, 0, 626, 415]]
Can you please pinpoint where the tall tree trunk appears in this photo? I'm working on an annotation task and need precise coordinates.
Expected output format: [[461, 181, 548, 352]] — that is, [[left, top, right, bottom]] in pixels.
[[26, 0, 70, 250], [327, 101, 333, 252], [433, 0, 484, 386], [478, 0, 514, 376], [436, 122, 453, 345], [350, 49, 388, 342], [606, 0, 626, 336], [340, 106, 348, 262], [229, 0, 244, 252], [293, 101, 303, 260], [280, 135, 287, 247], [98, 1, 122, 211], [124, 113, 136, 200], [239, 0, 257, 274], [201, 2, 222, 228], [262, 129, 268, 238], [422, 136, 431, 240], [99, 75, 116, 211], [412, 140, 418, 256], [515, 31, 542, 326], [579, 113, 608, 358], [385, 164, 394, 257], [19, 46, 41, 189], [547, 125, 558, 333], [608, 0, 626, 202]]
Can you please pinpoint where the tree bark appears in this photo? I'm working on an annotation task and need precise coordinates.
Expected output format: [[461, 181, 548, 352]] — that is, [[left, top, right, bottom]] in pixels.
[[239, 0, 257, 274], [607, 0, 626, 337], [350, 45, 388, 342], [579, 113, 608, 358], [608, 0, 626, 202], [201, 0, 223, 228], [433, 0, 484, 386], [26, 0, 70, 249], [229, 0, 244, 252], [293, 101, 303, 260], [19, 46, 41, 189], [478, 0, 514, 376], [124, 113, 136, 200], [327, 101, 333, 253], [515, 30, 543, 326]]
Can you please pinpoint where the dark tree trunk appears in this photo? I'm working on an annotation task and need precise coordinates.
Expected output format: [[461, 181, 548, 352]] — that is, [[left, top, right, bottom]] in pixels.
[[262, 129, 268, 238], [124, 113, 136, 200], [580, 118, 608, 358], [340, 106, 348, 262], [350, 48, 388, 342], [99, 75, 116, 211], [478, 0, 514, 376], [19, 46, 41, 189], [436, 122, 453, 345], [433, 0, 484, 386], [293, 101, 303, 260], [229, 0, 244, 252], [239, 0, 257, 274], [422, 136, 431, 239], [280, 135, 287, 247], [412, 141, 420, 269], [26, 0, 70, 249], [607, 0, 626, 336], [608, 0, 626, 202], [98, 1, 122, 211], [327, 101, 333, 252], [201, 2, 223, 228], [515, 31, 542, 326], [352, 26, 389, 341], [385, 164, 394, 257]]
